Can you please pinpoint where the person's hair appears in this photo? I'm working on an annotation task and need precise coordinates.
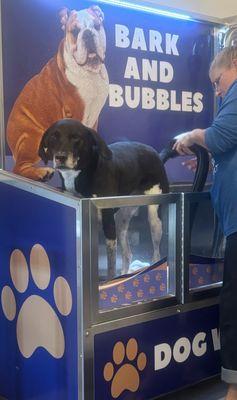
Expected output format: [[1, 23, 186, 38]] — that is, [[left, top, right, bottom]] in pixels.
[[210, 45, 237, 72]]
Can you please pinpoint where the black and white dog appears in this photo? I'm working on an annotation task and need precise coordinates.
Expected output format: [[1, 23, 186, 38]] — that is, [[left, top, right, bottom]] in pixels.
[[39, 118, 170, 278]]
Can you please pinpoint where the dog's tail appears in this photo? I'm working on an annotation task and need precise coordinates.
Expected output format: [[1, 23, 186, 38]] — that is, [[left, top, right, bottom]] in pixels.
[[159, 139, 209, 192]]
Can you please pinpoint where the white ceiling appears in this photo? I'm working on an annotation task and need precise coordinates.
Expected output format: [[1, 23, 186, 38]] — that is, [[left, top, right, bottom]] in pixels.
[[140, 0, 237, 22]]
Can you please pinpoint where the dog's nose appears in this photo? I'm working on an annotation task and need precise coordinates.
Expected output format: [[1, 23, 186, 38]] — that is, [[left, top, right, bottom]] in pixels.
[[83, 29, 96, 53], [55, 155, 67, 164]]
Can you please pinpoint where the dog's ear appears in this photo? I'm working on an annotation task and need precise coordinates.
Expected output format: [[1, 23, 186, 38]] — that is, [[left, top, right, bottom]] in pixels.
[[59, 7, 70, 31], [88, 128, 112, 160], [88, 6, 104, 24], [38, 131, 52, 165]]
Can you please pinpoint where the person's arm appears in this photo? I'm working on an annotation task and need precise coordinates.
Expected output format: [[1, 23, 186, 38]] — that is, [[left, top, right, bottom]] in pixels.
[[173, 128, 208, 155], [201, 83, 237, 154], [173, 81, 237, 156], [205, 113, 237, 154]]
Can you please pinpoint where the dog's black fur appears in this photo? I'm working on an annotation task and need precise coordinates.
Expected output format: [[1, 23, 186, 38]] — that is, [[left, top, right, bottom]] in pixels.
[[39, 118, 169, 278]]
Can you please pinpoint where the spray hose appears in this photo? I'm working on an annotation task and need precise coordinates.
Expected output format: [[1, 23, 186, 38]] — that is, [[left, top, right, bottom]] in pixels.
[[159, 139, 209, 192]]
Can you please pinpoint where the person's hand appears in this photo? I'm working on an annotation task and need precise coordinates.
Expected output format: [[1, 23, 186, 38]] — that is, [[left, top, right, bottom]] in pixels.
[[172, 131, 195, 155], [182, 158, 197, 172], [182, 155, 213, 173]]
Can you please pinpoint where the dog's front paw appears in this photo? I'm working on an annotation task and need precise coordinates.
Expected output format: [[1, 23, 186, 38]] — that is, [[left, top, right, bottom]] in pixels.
[[39, 167, 55, 182], [13, 165, 55, 181]]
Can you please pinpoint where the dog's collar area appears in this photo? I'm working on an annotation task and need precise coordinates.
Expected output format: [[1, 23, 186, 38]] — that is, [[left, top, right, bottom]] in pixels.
[[59, 168, 81, 175], [56, 166, 79, 172], [59, 169, 81, 193], [56, 166, 71, 170]]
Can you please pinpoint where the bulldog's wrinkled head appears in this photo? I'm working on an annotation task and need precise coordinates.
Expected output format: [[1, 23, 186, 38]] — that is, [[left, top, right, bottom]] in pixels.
[[59, 6, 106, 72]]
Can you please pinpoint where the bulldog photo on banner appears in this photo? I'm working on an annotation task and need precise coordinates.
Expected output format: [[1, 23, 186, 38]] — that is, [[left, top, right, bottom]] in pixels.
[[5, 4, 109, 181], [2, 0, 214, 182]]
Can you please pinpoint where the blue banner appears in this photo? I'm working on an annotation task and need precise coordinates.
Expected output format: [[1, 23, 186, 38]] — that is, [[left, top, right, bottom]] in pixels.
[[2, 0, 214, 182]]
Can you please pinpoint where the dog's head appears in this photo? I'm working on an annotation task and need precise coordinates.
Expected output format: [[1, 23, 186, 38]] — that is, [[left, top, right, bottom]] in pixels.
[[39, 119, 112, 172], [59, 6, 106, 72]]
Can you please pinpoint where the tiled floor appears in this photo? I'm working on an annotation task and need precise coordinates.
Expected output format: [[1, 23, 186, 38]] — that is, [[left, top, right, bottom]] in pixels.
[[159, 376, 227, 399]]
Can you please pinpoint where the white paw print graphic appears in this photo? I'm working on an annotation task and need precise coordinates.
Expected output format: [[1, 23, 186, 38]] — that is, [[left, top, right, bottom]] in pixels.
[[1, 244, 72, 359]]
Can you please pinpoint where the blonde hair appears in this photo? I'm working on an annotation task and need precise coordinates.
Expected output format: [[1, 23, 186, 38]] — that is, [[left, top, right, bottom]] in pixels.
[[210, 46, 237, 72]]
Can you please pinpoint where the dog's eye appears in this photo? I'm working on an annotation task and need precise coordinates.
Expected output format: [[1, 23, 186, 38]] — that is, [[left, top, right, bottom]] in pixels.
[[49, 132, 59, 144], [94, 23, 101, 31], [69, 134, 83, 148], [71, 26, 81, 37]]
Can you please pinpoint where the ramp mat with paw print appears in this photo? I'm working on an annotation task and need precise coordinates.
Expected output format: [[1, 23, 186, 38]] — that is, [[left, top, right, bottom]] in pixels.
[[99, 255, 224, 310]]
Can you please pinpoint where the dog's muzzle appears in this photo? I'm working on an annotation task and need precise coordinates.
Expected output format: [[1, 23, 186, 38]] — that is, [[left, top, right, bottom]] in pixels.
[[83, 30, 96, 52], [79, 29, 105, 67], [53, 153, 79, 170], [54, 154, 67, 168]]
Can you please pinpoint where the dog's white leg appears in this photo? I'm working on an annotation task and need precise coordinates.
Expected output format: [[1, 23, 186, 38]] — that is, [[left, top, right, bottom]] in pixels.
[[115, 206, 138, 275], [145, 185, 163, 264], [105, 239, 117, 280], [147, 204, 162, 263]]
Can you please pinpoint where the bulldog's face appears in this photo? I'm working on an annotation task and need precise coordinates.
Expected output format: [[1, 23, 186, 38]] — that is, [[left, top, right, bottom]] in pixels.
[[60, 6, 106, 73]]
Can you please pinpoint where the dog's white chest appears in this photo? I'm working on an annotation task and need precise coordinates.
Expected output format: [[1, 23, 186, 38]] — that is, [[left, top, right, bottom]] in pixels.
[[78, 68, 109, 127], [60, 170, 81, 194], [64, 54, 109, 128]]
